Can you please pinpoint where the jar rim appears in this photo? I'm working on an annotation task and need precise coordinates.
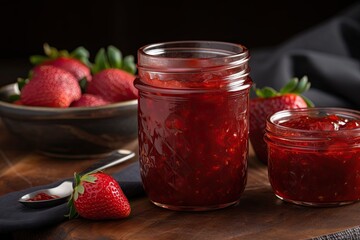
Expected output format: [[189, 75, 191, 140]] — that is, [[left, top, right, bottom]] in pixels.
[[267, 107, 360, 134], [137, 40, 249, 72]]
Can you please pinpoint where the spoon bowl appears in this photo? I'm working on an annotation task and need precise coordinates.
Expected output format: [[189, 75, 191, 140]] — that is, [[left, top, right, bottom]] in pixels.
[[19, 181, 73, 208], [18, 149, 135, 208]]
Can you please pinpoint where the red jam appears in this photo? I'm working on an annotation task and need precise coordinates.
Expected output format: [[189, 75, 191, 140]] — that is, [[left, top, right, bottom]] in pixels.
[[280, 115, 360, 131], [27, 192, 60, 201], [265, 108, 360, 206], [135, 41, 252, 210]]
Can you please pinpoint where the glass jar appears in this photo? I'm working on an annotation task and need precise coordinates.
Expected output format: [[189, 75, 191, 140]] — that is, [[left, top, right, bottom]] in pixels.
[[134, 41, 252, 211], [265, 107, 360, 207]]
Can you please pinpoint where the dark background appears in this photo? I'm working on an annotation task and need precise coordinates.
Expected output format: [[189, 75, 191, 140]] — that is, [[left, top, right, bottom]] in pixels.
[[0, 0, 357, 84]]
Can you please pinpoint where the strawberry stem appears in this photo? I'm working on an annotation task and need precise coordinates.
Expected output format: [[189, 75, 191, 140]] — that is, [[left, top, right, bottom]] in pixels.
[[253, 75, 314, 107], [29, 43, 91, 67], [91, 45, 136, 75]]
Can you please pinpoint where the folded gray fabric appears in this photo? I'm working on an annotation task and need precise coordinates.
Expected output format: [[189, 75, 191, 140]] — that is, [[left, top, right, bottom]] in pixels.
[[0, 161, 144, 233], [250, 2, 360, 109]]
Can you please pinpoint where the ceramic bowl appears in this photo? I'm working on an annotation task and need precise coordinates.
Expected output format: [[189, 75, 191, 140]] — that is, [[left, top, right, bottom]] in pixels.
[[0, 83, 138, 159]]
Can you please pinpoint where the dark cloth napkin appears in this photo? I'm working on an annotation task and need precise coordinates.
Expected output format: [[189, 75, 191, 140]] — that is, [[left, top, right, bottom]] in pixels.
[[0, 161, 144, 234], [249, 2, 360, 109]]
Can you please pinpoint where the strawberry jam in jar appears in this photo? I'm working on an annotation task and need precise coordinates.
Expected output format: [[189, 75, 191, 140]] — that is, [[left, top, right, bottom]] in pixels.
[[265, 108, 360, 207], [135, 41, 252, 211]]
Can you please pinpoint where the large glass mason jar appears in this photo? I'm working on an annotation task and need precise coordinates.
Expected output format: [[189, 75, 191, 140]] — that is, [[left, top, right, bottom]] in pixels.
[[134, 41, 252, 211]]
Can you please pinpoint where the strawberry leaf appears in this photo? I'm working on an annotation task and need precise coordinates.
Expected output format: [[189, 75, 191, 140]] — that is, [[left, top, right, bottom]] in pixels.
[[43, 43, 59, 59], [29, 55, 48, 65], [8, 94, 20, 102], [58, 50, 70, 58], [294, 75, 310, 93], [71, 46, 89, 59], [30, 43, 91, 67], [79, 77, 88, 93], [77, 185, 84, 195], [71, 47, 92, 67], [279, 77, 298, 94], [301, 94, 315, 107], [73, 190, 79, 201], [92, 48, 110, 74], [81, 174, 97, 183], [255, 87, 278, 98], [66, 172, 82, 219], [108, 45, 122, 69], [17, 77, 29, 91], [252, 75, 314, 107], [123, 55, 137, 74], [72, 173, 96, 201], [65, 194, 79, 219], [92, 45, 136, 74], [74, 172, 81, 186]]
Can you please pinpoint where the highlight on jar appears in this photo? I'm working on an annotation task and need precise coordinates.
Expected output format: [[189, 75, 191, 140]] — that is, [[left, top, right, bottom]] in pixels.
[[264, 107, 360, 207], [134, 41, 252, 211]]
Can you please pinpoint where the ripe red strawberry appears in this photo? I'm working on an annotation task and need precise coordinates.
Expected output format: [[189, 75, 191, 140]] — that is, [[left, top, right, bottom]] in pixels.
[[20, 65, 81, 108], [87, 69, 137, 102], [71, 93, 110, 107], [67, 172, 131, 220], [30, 43, 92, 81], [86, 46, 138, 102], [39, 57, 92, 81], [249, 76, 314, 164]]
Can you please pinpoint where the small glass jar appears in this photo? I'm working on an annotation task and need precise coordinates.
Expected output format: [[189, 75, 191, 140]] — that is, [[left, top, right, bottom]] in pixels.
[[135, 41, 252, 211], [265, 107, 360, 207]]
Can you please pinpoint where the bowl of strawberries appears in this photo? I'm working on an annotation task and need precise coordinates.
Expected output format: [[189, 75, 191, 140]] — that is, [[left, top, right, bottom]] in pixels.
[[0, 44, 139, 159]]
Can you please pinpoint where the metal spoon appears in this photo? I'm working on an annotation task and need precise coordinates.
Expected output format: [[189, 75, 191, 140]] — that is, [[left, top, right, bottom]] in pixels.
[[18, 149, 135, 208]]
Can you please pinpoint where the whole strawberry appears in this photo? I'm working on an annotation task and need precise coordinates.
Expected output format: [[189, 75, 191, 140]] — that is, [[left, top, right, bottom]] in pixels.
[[68, 172, 131, 220], [249, 76, 314, 164], [86, 46, 138, 102], [71, 93, 110, 107], [20, 65, 81, 108], [30, 43, 92, 82]]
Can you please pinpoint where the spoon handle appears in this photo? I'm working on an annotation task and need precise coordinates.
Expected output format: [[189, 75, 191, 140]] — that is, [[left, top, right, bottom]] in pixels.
[[79, 149, 135, 175]]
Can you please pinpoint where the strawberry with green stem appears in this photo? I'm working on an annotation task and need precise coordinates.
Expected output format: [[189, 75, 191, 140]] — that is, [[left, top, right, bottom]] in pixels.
[[249, 76, 314, 164], [67, 171, 131, 220], [85, 46, 138, 103], [10, 44, 91, 103], [30, 43, 92, 82]]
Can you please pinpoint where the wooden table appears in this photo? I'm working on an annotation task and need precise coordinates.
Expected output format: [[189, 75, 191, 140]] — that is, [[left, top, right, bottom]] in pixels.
[[0, 121, 359, 240]]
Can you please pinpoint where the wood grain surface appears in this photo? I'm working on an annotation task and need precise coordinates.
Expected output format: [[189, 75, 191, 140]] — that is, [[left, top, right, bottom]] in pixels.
[[0, 121, 359, 240]]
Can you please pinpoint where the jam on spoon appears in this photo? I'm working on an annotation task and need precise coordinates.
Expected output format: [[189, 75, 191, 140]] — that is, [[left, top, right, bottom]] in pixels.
[[26, 192, 60, 201]]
